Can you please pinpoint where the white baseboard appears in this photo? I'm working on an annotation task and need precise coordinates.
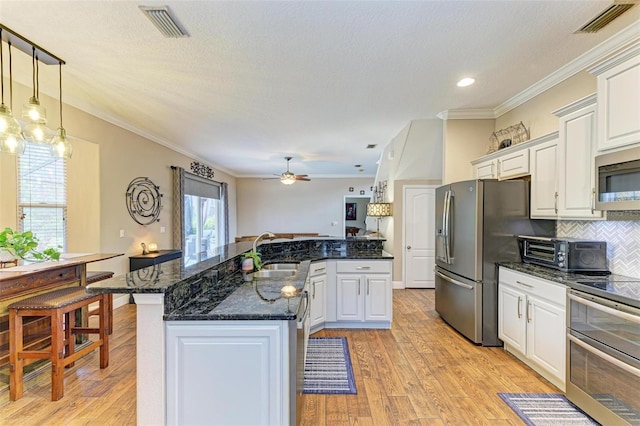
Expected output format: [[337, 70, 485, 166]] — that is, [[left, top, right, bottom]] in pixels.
[[392, 280, 405, 289]]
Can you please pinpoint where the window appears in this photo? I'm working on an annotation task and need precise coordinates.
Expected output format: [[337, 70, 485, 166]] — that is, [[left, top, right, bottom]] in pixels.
[[183, 173, 223, 266], [17, 143, 67, 252]]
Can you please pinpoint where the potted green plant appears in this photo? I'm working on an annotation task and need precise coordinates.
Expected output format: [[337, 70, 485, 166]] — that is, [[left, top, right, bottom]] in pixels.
[[0, 227, 61, 263], [242, 250, 263, 271]]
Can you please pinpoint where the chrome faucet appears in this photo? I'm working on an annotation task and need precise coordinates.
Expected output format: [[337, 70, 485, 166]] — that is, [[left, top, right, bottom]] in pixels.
[[253, 231, 276, 254]]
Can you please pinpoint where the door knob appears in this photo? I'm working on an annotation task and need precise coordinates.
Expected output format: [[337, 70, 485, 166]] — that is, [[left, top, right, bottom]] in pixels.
[[407, 245, 411, 250]]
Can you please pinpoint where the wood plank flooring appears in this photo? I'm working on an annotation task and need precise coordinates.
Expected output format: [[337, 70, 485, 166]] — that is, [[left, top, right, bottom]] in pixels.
[[0, 289, 558, 425]]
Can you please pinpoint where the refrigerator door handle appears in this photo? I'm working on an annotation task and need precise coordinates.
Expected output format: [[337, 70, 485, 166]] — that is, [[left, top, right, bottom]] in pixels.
[[435, 270, 473, 290], [444, 190, 453, 264]]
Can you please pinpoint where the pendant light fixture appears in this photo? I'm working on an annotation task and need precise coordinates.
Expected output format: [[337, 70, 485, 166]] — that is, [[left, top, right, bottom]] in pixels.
[[50, 61, 72, 159], [22, 47, 52, 144], [0, 30, 26, 155]]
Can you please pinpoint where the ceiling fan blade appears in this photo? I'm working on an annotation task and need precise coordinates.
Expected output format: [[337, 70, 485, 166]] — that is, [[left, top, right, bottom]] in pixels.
[[295, 176, 311, 181]]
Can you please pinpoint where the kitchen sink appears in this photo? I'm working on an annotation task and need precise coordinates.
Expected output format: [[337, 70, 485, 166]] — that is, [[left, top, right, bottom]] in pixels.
[[249, 269, 297, 279], [262, 263, 299, 270]]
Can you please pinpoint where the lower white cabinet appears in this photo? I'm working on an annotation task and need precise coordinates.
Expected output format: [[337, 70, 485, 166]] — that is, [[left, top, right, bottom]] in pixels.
[[165, 320, 293, 426], [334, 260, 392, 328], [498, 267, 566, 391], [308, 261, 327, 331]]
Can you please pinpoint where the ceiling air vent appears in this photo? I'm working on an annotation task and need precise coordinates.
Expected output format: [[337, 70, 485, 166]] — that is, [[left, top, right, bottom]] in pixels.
[[576, 2, 637, 33], [139, 6, 189, 38]]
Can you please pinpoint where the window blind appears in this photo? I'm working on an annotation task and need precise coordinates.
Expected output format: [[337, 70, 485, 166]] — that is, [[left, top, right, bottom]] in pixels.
[[184, 172, 220, 199], [17, 143, 67, 251]]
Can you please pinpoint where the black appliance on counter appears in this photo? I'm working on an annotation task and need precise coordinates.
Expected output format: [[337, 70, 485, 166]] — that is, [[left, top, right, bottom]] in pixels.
[[518, 236, 608, 273], [434, 179, 555, 346]]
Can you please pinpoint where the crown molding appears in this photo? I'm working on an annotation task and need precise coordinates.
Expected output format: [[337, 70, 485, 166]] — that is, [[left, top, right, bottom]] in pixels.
[[494, 20, 640, 118], [436, 109, 496, 120], [552, 93, 597, 117]]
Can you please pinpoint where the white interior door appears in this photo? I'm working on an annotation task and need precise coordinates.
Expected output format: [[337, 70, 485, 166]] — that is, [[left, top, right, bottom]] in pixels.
[[403, 186, 436, 288]]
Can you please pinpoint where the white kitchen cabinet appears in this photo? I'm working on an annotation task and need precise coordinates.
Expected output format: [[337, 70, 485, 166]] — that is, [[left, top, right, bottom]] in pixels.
[[553, 96, 604, 220], [333, 260, 392, 328], [308, 261, 326, 331], [472, 146, 529, 180], [165, 320, 293, 426], [590, 46, 640, 152], [497, 148, 529, 180], [498, 267, 566, 391], [529, 138, 559, 218], [474, 158, 497, 179]]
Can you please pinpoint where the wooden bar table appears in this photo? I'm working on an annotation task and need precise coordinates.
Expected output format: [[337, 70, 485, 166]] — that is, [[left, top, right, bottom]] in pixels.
[[0, 253, 122, 379]]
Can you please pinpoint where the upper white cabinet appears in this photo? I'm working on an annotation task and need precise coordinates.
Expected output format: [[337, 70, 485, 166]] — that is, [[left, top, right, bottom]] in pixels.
[[529, 137, 559, 218], [473, 146, 529, 180], [497, 148, 530, 180], [590, 45, 640, 152], [554, 95, 604, 220]]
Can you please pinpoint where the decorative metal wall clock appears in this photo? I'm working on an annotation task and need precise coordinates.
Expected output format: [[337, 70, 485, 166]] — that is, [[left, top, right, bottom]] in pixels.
[[125, 177, 163, 225]]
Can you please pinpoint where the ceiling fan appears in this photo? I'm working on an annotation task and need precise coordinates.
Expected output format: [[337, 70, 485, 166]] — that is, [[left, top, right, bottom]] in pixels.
[[267, 157, 310, 185]]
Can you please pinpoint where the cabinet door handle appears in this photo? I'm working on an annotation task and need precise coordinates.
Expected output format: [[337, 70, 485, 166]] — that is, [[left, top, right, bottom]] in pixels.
[[312, 282, 316, 299], [515, 280, 533, 289], [591, 188, 596, 214], [517, 296, 522, 319], [526, 300, 531, 323], [358, 280, 361, 295], [367, 279, 370, 295], [554, 192, 558, 214], [406, 245, 411, 250]]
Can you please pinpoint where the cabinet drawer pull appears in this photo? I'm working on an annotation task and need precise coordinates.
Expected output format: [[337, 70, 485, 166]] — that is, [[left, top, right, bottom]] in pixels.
[[515, 280, 533, 288], [356, 266, 371, 270], [313, 267, 326, 274]]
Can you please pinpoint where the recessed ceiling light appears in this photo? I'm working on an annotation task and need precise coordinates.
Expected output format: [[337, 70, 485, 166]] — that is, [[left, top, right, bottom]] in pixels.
[[457, 77, 475, 87]]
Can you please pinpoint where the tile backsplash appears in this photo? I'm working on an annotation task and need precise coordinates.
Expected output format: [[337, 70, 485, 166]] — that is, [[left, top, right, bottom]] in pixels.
[[557, 220, 640, 278]]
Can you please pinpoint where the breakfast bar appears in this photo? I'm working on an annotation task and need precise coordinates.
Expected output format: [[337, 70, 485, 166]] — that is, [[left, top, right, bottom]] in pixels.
[[87, 238, 392, 425]]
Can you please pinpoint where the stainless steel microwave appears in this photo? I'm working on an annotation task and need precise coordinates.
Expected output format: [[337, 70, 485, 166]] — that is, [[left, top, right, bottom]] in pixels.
[[595, 146, 640, 211]]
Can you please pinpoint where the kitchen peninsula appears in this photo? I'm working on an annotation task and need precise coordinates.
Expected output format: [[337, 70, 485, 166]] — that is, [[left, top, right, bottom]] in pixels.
[[86, 238, 392, 425]]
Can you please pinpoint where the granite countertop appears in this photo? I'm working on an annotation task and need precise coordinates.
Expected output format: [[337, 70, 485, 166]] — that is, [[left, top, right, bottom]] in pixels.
[[87, 238, 393, 321], [499, 262, 640, 309]]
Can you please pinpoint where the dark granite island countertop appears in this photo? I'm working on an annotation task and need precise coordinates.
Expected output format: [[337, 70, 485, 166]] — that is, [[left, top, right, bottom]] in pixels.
[[87, 238, 393, 320]]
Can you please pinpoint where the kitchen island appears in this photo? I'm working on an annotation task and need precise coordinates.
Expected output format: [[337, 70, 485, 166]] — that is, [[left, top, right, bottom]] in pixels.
[[87, 238, 392, 425]]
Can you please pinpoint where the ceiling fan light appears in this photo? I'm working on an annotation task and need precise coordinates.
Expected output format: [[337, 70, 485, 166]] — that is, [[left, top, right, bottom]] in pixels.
[[23, 119, 53, 144], [281, 172, 296, 185], [50, 127, 72, 159]]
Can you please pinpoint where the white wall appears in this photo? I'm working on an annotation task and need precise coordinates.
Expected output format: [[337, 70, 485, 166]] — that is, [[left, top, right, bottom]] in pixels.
[[236, 178, 373, 237], [442, 119, 495, 184]]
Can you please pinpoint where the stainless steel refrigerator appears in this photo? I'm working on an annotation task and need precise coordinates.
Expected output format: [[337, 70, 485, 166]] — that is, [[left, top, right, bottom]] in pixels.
[[434, 179, 554, 346]]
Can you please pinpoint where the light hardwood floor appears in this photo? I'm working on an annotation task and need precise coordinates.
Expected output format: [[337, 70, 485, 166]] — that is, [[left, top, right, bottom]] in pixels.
[[0, 289, 557, 425]]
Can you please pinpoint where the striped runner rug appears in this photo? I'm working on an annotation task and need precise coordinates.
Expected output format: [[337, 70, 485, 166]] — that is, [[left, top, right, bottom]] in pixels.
[[498, 393, 599, 425], [303, 337, 357, 394]]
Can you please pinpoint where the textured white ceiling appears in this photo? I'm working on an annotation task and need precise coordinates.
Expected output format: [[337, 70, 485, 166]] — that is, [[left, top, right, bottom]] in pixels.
[[1, 1, 637, 178]]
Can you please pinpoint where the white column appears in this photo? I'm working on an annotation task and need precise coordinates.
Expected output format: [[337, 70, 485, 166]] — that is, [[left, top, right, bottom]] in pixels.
[[133, 293, 166, 426]]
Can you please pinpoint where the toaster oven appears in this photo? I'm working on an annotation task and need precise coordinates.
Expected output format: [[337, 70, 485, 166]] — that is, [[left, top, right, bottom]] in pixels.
[[517, 236, 608, 273]]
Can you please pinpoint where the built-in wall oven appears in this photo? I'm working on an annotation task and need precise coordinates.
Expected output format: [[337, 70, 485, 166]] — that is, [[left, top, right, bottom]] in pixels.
[[567, 288, 640, 425]]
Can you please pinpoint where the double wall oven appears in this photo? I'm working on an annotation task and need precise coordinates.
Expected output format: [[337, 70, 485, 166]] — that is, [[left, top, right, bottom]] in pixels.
[[566, 279, 640, 425]]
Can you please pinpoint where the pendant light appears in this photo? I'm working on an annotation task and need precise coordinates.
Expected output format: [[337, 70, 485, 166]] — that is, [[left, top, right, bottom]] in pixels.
[[0, 30, 26, 155], [22, 47, 52, 144], [50, 61, 72, 159]]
